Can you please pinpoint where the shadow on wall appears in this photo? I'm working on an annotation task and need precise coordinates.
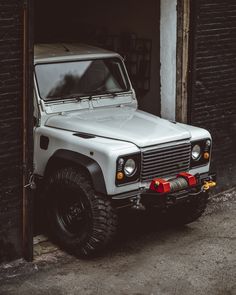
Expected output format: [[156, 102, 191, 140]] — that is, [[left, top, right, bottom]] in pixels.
[[0, 174, 23, 263], [208, 113, 236, 192], [0, 232, 18, 263]]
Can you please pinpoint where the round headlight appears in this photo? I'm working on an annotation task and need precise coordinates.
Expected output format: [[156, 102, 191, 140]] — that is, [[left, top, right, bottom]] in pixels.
[[124, 159, 136, 177], [192, 144, 201, 161]]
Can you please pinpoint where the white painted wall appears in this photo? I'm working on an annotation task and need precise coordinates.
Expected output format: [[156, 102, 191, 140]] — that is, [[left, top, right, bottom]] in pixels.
[[160, 0, 177, 121]]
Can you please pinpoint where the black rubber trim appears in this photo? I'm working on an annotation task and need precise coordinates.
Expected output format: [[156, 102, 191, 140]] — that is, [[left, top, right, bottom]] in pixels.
[[190, 139, 211, 168], [115, 153, 141, 186], [40, 135, 49, 150], [49, 149, 107, 195]]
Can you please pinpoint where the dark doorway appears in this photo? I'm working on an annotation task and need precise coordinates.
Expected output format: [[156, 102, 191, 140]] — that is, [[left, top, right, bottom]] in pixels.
[[34, 0, 160, 115]]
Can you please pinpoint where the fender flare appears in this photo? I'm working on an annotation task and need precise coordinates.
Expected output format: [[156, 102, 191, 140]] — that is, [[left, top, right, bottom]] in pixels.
[[46, 149, 107, 195]]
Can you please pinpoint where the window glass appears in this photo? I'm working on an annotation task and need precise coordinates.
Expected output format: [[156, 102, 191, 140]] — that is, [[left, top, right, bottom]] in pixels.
[[35, 58, 129, 100]]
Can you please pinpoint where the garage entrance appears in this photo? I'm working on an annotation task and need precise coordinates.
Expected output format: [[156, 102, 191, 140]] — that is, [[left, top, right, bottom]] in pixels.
[[32, 0, 161, 251], [34, 0, 160, 115]]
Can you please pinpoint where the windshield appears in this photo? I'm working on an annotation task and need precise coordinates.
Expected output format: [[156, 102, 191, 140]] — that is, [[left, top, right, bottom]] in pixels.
[[35, 58, 130, 101]]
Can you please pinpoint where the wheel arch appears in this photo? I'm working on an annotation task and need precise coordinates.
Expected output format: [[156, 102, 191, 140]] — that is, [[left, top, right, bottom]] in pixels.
[[45, 149, 107, 195]]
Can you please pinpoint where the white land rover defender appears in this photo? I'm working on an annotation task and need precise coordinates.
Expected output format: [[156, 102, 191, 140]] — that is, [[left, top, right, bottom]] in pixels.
[[33, 43, 216, 256]]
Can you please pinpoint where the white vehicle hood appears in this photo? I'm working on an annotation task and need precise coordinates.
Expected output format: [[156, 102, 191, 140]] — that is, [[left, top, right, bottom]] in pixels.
[[45, 106, 191, 147]]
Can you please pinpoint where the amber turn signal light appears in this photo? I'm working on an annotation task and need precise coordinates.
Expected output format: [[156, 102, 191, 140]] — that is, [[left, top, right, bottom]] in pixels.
[[117, 172, 124, 180], [203, 152, 210, 160]]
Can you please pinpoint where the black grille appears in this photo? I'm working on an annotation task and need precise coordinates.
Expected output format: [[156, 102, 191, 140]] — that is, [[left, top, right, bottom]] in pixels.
[[141, 143, 191, 182]]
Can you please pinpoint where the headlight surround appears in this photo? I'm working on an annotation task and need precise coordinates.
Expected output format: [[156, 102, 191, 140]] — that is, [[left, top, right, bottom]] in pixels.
[[191, 139, 212, 168], [116, 153, 140, 186]]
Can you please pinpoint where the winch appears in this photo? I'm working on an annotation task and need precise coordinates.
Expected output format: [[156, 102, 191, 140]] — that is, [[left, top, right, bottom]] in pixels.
[[149, 172, 197, 193], [149, 172, 216, 194]]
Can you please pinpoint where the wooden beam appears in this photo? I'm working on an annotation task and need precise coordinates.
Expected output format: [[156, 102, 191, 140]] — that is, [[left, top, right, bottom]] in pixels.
[[22, 0, 34, 262], [176, 0, 190, 123]]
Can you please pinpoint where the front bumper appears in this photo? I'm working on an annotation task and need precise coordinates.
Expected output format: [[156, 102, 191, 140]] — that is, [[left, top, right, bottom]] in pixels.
[[112, 172, 216, 209]]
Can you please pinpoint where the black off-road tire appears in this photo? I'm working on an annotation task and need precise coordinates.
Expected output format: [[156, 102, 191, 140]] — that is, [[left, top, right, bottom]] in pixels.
[[45, 167, 117, 256], [165, 192, 209, 226]]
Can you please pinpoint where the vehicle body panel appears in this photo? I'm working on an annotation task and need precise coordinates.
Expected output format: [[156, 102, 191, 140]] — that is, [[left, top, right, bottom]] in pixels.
[[33, 43, 212, 198]]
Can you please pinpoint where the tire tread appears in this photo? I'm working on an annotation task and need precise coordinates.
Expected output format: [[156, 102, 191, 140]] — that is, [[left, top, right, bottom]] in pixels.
[[46, 167, 117, 256]]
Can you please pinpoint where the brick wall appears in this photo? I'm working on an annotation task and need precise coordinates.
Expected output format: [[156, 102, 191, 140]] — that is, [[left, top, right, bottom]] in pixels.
[[0, 0, 23, 262], [189, 0, 236, 191]]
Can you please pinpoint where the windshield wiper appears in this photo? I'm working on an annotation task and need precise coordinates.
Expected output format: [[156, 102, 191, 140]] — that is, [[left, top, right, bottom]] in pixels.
[[87, 90, 119, 98], [46, 91, 120, 102], [61, 94, 83, 101], [106, 91, 119, 97], [46, 93, 87, 102]]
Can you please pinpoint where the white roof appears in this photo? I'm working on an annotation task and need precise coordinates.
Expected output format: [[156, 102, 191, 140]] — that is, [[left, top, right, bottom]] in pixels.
[[34, 43, 120, 64]]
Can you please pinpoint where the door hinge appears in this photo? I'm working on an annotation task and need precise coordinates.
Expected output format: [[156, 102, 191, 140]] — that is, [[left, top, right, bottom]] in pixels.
[[24, 173, 36, 190]]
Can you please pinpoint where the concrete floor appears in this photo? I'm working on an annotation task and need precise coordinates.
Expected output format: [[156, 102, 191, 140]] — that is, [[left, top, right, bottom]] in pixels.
[[0, 189, 235, 295]]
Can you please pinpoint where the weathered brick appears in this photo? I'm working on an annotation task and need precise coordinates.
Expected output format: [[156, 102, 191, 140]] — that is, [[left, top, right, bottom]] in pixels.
[[190, 0, 236, 191], [0, 0, 23, 263]]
